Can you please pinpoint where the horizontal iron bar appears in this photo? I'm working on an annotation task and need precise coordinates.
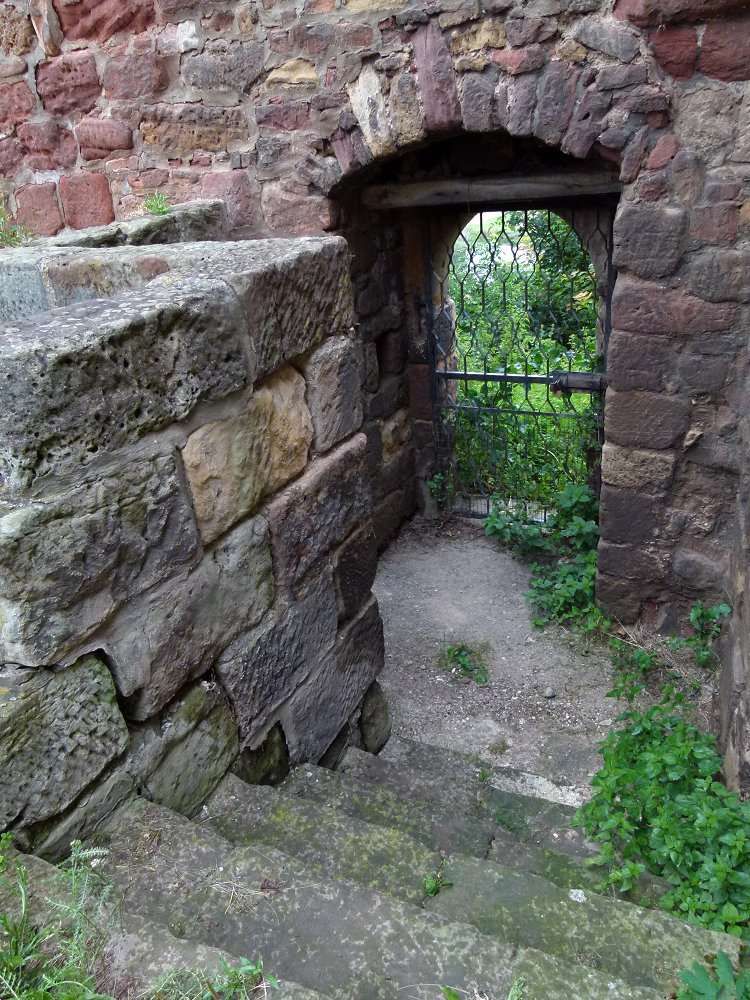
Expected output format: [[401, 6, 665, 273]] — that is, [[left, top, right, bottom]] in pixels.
[[436, 403, 593, 419], [434, 369, 605, 392]]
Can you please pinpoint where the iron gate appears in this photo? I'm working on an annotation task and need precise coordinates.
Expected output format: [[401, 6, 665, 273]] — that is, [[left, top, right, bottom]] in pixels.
[[427, 202, 615, 518]]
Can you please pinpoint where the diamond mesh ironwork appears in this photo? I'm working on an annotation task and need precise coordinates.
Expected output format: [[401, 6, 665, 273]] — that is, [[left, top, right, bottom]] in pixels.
[[428, 204, 615, 518]]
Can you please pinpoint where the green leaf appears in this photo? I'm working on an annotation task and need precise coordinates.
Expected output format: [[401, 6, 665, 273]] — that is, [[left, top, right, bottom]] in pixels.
[[440, 988, 462, 1000]]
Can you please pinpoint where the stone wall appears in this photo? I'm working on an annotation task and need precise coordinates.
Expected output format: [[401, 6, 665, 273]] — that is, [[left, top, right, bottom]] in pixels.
[[0, 203, 388, 852], [2, 0, 750, 785]]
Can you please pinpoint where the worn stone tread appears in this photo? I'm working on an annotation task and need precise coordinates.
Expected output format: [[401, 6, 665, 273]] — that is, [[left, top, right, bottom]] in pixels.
[[280, 762, 495, 859], [102, 910, 323, 999], [199, 772, 280, 841], [425, 852, 741, 992], [208, 791, 443, 905], [340, 743, 591, 859]]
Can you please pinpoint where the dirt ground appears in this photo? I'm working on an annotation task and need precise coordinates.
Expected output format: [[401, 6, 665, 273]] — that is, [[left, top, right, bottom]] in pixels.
[[374, 516, 619, 797]]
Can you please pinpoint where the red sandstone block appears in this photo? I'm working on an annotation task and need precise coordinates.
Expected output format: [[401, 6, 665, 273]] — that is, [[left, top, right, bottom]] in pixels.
[[646, 133, 679, 169], [649, 26, 697, 79], [103, 42, 163, 99], [701, 16, 750, 82], [612, 275, 737, 335], [76, 117, 134, 159], [200, 170, 254, 227], [18, 122, 77, 170], [0, 81, 35, 129], [615, 0, 747, 27], [336, 23, 375, 48], [59, 172, 114, 229], [492, 45, 545, 74], [15, 182, 63, 236], [689, 203, 739, 244], [0, 137, 23, 178], [36, 51, 100, 116], [255, 101, 311, 131], [51, 0, 154, 41]]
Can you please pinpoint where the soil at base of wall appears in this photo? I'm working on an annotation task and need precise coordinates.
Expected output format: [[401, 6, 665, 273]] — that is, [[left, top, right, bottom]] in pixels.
[[374, 515, 717, 798]]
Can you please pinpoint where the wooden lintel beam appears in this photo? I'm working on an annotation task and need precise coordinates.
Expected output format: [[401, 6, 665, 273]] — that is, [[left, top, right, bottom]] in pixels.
[[360, 174, 621, 209]]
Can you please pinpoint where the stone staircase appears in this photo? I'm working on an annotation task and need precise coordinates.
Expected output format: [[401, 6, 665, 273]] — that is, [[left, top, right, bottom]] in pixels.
[[12, 737, 743, 999]]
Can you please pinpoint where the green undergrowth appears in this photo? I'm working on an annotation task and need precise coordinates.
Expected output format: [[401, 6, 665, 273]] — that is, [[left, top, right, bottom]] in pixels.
[[0, 198, 33, 249], [0, 835, 277, 999], [484, 485, 747, 951], [437, 641, 491, 685], [484, 484, 599, 628]]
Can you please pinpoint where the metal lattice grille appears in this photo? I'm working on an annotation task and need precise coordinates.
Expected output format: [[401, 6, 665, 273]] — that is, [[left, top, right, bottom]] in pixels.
[[428, 204, 614, 518]]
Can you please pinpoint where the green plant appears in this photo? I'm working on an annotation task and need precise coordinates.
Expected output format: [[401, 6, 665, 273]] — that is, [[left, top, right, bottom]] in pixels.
[[440, 989, 461, 1000], [153, 955, 278, 998], [668, 601, 733, 669], [507, 978, 526, 1000], [143, 192, 172, 216], [438, 641, 490, 685], [485, 484, 601, 629], [0, 198, 32, 248], [575, 680, 750, 938], [423, 862, 453, 897], [676, 951, 750, 999], [0, 837, 278, 1000]]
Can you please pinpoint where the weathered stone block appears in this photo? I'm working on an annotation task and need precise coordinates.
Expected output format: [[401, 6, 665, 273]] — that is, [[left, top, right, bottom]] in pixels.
[[265, 433, 370, 592], [140, 104, 248, 153], [0, 276, 249, 490], [17, 122, 77, 170], [649, 25, 697, 79], [182, 366, 312, 544], [0, 8, 34, 55], [534, 60, 578, 145], [672, 547, 725, 591], [0, 455, 199, 665], [611, 275, 737, 335], [573, 18, 639, 62], [606, 331, 671, 392], [347, 63, 394, 158], [613, 203, 685, 278], [15, 182, 63, 237], [373, 484, 416, 550], [36, 51, 101, 115], [460, 72, 498, 132], [493, 45, 546, 75], [76, 118, 133, 160], [216, 571, 339, 746], [601, 442, 676, 492], [597, 541, 670, 583], [300, 335, 363, 453], [688, 250, 750, 304], [334, 525, 377, 622], [199, 171, 254, 227], [103, 42, 163, 99], [0, 655, 129, 830], [183, 40, 264, 92], [412, 20, 462, 133], [450, 19, 507, 53], [0, 137, 22, 178], [51, 0, 154, 41], [104, 515, 273, 720], [605, 388, 690, 449], [599, 485, 658, 543], [285, 597, 383, 763], [0, 81, 34, 129], [60, 173, 115, 230], [615, 0, 747, 27], [130, 682, 239, 817], [701, 16, 750, 82]]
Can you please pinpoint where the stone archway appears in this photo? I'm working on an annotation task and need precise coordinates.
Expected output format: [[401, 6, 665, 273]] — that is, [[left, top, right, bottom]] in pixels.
[[320, 7, 748, 783]]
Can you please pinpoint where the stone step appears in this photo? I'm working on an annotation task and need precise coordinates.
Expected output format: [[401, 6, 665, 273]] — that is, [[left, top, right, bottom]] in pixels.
[[103, 911, 324, 999], [205, 782, 444, 906], [94, 796, 662, 1000], [188, 778, 733, 995], [425, 851, 740, 993], [340, 741, 594, 860], [202, 764, 495, 859]]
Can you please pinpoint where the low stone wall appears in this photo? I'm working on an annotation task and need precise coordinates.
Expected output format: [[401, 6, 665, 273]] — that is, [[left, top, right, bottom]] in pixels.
[[0, 203, 388, 854]]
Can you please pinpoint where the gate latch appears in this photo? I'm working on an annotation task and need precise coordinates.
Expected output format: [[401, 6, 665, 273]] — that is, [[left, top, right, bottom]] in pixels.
[[550, 371, 605, 396]]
